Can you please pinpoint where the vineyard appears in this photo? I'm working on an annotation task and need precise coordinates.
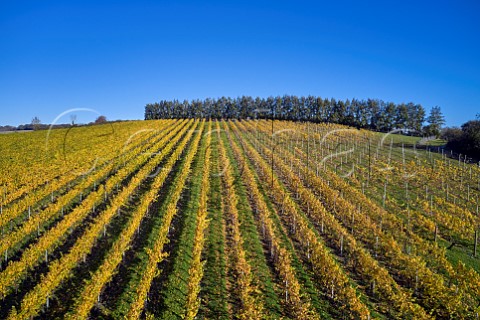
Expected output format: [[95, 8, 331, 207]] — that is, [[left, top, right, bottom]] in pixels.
[[0, 119, 479, 319]]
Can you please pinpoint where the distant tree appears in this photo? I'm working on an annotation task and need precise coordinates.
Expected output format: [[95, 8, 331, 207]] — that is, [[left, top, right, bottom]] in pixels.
[[441, 126, 462, 141], [70, 114, 77, 126], [313, 97, 325, 122], [344, 98, 354, 126], [423, 124, 436, 137], [31, 116, 41, 130], [459, 120, 480, 154], [416, 104, 426, 132], [94, 115, 107, 124], [447, 120, 480, 159], [377, 102, 396, 132], [406, 103, 425, 132], [328, 98, 340, 123], [426, 106, 445, 137], [367, 99, 380, 130], [356, 99, 369, 128], [395, 103, 409, 129], [0, 125, 16, 132]]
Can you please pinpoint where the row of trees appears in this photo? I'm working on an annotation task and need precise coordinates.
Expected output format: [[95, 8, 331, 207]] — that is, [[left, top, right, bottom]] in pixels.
[[0, 116, 109, 132], [145, 96, 441, 134]]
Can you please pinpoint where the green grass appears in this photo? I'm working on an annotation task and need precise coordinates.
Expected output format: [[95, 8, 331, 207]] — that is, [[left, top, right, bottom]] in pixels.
[[374, 132, 422, 145], [438, 238, 480, 273], [422, 138, 447, 146], [373, 132, 447, 147]]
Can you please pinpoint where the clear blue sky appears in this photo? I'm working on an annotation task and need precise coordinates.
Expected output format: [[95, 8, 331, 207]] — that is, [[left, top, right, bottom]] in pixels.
[[1, 0, 479, 126]]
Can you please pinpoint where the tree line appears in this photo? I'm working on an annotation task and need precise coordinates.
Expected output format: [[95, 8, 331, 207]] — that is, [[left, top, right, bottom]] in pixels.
[[145, 95, 437, 133], [0, 115, 110, 132]]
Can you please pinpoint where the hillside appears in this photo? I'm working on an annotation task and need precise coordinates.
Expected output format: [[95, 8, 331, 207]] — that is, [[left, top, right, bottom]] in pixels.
[[0, 119, 479, 319]]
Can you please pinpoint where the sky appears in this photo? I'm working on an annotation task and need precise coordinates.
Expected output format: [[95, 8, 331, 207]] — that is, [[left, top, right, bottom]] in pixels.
[[0, 0, 479, 126]]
